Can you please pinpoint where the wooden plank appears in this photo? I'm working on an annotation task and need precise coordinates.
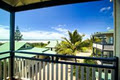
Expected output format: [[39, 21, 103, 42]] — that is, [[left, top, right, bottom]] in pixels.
[[71, 65, 73, 80], [76, 66, 79, 80], [4, 59, 7, 80], [25, 60, 27, 78], [86, 67, 90, 80], [104, 68, 108, 80], [51, 63, 54, 80], [32, 61, 34, 80], [43, 62, 45, 80], [39, 61, 42, 80], [61, 64, 63, 80], [56, 63, 58, 80], [0, 61, 2, 80], [47, 62, 49, 80], [111, 69, 115, 80], [36, 62, 38, 80], [81, 66, 84, 80], [92, 67, 96, 80], [98, 68, 102, 80], [22, 59, 24, 78], [28, 60, 30, 79], [65, 64, 68, 80]]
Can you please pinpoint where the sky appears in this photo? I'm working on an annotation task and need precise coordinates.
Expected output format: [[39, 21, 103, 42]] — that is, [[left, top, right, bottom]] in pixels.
[[0, 0, 114, 40]]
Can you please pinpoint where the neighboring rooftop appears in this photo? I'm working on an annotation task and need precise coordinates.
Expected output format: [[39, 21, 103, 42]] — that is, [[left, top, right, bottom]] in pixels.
[[0, 41, 57, 59], [0, 41, 26, 52], [93, 29, 114, 37], [46, 41, 58, 48]]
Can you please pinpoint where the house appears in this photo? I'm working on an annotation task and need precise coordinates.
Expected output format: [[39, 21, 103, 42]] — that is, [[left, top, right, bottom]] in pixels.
[[92, 29, 114, 58], [45, 41, 58, 51]]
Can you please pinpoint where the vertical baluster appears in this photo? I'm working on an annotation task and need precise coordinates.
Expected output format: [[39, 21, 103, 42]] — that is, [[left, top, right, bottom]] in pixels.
[[71, 65, 73, 80], [43, 62, 45, 80], [28, 60, 30, 80], [61, 64, 63, 80], [98, 68, 102, 80], [65, 64, 68, 80], [39, 61, 41, 80], [25, 59, 27, 78], [92, 67, 96, 80], [47, 62, 49, 80], [18, 58, 21, 79], [14, 58, 16, 77], [35, 61, 38, 80], [111, 69, 115, 80], [32, 61, 34, 80], [51, 63, 54, 80], [86, 67, 90, 80], [76, 66, 79, 80], [21, 59, 24, 78], [56, 63, 58, 80], [0, 60, 2, 80], [4, 59, 7, 80], [104, 68, 108, 80], [81, 66, 84, 80]]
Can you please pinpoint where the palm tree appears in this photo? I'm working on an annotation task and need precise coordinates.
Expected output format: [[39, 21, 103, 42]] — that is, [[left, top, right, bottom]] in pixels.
[[55, 30, 85, 56]]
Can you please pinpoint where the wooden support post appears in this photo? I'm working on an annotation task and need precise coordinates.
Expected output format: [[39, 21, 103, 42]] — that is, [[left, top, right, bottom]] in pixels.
[[114, 0, 120, 80], [10, 12, 15, 80]]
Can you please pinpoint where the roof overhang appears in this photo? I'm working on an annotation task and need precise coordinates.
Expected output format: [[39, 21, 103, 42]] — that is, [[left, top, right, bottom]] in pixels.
[[0, 0, 101, 12]]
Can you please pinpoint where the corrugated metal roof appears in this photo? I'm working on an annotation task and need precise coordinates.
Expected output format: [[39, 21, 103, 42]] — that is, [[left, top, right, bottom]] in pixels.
[[0, 41, 26, 52], [0, 42, 57, 59], [19, 47, 56, 55], [0, 41, 26, 59]]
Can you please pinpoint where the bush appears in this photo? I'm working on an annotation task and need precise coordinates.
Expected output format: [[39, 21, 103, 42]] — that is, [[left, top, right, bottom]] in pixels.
[[81, 47, 89, 52], [30, 43, 47, 48]]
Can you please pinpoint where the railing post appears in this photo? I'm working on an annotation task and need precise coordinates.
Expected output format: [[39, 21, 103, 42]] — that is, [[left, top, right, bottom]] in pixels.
[[114, 0, 120, 79], [115, 57, 118, 80], [10, 12, 15, 80]]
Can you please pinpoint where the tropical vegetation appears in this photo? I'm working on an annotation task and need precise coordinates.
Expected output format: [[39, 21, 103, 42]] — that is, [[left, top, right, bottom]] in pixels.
[[55, 30, 85, 55], [55, 30, 101, 55], [15, 26, 23, 41], [30, 42, 47, 48]]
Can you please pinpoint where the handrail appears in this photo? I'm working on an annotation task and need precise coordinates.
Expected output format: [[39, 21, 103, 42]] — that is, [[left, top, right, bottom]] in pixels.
[[0, 51, 11, 55], [93, 42, 113, 45], [15, 56, 116, 69], [15, 51, 117, 62]]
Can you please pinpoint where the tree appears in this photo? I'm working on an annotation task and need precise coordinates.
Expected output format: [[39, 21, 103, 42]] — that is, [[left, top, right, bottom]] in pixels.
[[15, 26, 23, 41], [55, 30, 85, 55]]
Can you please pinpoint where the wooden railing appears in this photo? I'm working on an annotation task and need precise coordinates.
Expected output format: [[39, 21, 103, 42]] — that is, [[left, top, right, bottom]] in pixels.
[[0, 51, 118, 80], [93, 43, 113, 51]]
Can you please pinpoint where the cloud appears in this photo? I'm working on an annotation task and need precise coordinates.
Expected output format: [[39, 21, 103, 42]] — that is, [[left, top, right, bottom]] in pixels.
[[0, 25, 67, 39], [107, 27, 111, 30], [0, 24, 91, 40], [0, 26, 9, 39], [22, 31, 66, 39], [100, 6, 111, 12]]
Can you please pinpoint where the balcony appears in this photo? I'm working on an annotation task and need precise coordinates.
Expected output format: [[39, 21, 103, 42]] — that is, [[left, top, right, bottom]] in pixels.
[[0, 51, 118, 80], [93, 43, 113, 51]]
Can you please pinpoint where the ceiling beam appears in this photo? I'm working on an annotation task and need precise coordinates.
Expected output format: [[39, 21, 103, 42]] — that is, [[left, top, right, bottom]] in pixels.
[[0, 1, 14, 12], [14, 0, 101, 12]]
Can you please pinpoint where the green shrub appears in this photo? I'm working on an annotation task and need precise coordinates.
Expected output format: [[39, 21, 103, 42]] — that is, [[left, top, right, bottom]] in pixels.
[[81, 47, 89, 52]]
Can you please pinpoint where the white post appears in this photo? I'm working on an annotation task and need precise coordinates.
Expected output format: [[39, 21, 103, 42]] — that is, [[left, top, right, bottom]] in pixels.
[[114, 0, 120, 80]]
